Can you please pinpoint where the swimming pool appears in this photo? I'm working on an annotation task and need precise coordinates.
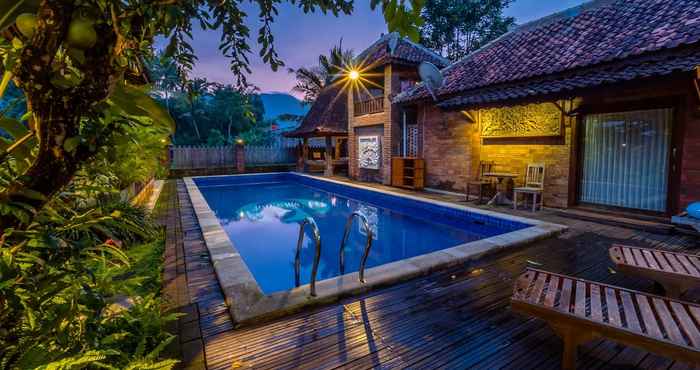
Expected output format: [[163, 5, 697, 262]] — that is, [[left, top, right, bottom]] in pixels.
[[185, 173, 566, 324], [197, 173, 528, 294]]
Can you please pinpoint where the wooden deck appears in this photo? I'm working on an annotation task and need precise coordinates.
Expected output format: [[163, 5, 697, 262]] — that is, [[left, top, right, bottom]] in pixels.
[[156, 179, 700, 370]]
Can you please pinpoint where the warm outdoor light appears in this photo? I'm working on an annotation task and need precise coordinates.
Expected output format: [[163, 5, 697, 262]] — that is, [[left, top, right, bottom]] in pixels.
[[348, 70, 360, 80], [236, 138, 244, 144]]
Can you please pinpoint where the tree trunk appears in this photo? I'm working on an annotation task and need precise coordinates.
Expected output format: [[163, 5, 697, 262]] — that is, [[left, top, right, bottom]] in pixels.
[[227, 117, 233, 143], [0, 103, 85, 230], [190, 106, 201, 140], [0, 0, 122, 231]]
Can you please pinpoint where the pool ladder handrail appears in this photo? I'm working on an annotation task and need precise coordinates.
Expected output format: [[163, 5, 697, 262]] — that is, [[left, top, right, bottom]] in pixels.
[[294, 217, 322, 296], [339, 212, 374, 283]]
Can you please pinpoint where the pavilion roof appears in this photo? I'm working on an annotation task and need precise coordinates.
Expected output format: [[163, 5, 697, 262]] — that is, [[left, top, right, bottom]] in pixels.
[[284, 85, 348, 138]]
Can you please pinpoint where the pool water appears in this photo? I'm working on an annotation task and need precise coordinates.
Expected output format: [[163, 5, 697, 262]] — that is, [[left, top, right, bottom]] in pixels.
[[197, 175, 528, 294]]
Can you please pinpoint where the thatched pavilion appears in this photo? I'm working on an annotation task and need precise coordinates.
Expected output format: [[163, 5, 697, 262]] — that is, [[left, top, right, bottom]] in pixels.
[[285, 85, 348, 176]]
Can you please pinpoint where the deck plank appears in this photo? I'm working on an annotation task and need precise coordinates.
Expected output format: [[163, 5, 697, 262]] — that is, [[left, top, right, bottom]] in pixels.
[[161, 179, 698, 370]]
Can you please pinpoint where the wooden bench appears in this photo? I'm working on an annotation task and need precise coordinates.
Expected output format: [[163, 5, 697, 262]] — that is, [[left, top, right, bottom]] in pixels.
[[609, 244, 700, 298], [511, 268, 700, 369]]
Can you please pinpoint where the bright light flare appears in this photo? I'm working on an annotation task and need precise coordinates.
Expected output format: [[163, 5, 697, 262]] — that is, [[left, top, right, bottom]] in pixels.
[[348, 70, 360, 80]]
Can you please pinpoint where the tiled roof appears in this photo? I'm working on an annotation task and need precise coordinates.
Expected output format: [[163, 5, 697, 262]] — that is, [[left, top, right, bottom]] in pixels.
[[395, 0, 700, 106], [438, 45, 700, 109], [356, 32, 450, 70], [284, 85, 348, 138]]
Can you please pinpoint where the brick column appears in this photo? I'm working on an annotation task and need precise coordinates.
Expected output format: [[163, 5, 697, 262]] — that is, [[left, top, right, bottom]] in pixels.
[[348, 90, 358, 179], [235, 143, 245, 173]]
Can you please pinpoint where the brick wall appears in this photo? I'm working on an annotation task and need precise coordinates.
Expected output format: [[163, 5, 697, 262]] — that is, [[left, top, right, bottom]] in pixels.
[[348, 64, 413, 185], [417, 76, 700, 213], [478, 124, 574, 208], [419, 103, 574, 208], [420, 105, 480, 191]]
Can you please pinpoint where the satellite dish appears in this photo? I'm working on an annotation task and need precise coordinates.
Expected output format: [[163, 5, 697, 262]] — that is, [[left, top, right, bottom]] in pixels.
[[387, 34, 399, 55], [418, 62, 444, 101]]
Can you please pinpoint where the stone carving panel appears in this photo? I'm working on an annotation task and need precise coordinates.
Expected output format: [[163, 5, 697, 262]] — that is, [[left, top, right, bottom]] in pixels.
[[358, 135, 381, 169], [481, 103, 562, 138]]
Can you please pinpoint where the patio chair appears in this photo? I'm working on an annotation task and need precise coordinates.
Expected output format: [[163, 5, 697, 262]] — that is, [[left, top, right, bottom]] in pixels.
[[609, 244, 700, 298], [513, 163, 545, 211], [466, 160, 495, 204], [511, 268, 700, 370]]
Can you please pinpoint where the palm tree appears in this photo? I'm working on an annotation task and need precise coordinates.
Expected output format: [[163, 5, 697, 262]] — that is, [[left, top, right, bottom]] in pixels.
[[184, 78, 216, 141], [211, 85, 259, 143], [147, 53, 181, 113], [290, 41, 354, 104]]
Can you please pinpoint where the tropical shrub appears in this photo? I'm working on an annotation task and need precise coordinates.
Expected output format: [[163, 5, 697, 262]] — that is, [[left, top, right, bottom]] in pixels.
[[0, 194, 177, 369]]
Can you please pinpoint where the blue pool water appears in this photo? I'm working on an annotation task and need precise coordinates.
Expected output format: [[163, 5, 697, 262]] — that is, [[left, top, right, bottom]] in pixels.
[[195, 174, 529, 294]]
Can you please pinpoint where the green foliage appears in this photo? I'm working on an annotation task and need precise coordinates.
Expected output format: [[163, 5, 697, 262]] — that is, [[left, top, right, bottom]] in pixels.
[[87, 125, 170, 190], [420, 0, 515, 61], [371, 0, 425, 41], [0, 1, 40, 34], [238, 119, 276, 146], [206, 129, 226, 147], [147, 67, 266, 146], [0, 192, 177, 369]]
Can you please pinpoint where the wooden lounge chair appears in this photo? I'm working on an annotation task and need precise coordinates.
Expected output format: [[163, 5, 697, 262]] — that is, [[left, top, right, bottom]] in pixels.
[[511, 268, 700, 370], [466, 160, 495, 204], [609, 244, 700, 298]]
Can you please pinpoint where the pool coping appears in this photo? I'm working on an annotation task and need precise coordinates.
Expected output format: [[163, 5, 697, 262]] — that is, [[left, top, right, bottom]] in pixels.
[[183, 172, 568, 326]]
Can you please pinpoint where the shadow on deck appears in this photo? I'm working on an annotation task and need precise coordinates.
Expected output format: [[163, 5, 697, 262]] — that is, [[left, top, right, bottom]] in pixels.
[[156, 179, 699, 370]]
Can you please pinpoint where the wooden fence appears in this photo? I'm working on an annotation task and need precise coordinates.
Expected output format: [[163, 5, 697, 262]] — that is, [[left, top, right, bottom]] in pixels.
[[170, 145, 236, 169], [170, 137, 321, 169]]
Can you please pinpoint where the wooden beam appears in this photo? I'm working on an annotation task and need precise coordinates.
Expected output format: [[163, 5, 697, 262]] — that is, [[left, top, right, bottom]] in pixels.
[[460, 110, 476, 123], [693, 67, 700, 104], [551, 100, 579, 117]]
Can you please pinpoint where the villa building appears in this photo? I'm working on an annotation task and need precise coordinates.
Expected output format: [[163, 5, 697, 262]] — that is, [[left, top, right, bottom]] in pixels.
[[296, 0, 700, 217], [345, 33, 450, 185]]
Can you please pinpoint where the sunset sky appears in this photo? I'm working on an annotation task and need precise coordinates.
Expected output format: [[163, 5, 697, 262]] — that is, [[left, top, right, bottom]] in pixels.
[[187, 0, 588, 96]]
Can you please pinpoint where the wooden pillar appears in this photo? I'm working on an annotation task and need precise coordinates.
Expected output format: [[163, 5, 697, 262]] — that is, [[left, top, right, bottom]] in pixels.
[[335, 138, 342, 159], [324, 136, 333, 176], [301, 138, 309, 172]]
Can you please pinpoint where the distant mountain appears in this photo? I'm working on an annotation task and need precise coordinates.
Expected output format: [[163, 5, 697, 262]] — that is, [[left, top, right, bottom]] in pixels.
[[260, 93, 309, 131]]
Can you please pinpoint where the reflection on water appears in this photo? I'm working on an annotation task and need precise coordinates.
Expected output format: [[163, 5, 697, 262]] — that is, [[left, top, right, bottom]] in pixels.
[[199, 181, 499, 294], [236, 198, 331, 224]]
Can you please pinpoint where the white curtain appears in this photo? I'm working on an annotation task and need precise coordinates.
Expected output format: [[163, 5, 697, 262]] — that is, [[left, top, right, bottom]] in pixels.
[[580, 109, 672, 212]]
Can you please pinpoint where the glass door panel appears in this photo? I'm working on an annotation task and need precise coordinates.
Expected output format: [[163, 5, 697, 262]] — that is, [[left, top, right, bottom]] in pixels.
[[580, 109, 672, 212]]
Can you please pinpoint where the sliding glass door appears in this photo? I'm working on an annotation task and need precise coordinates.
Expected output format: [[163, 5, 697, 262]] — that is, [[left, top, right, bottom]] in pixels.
[[579, 108, 672, 212]]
